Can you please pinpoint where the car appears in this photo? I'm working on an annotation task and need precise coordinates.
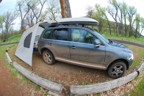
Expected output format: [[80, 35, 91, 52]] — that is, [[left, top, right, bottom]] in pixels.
[[37, 17, 134, 78]]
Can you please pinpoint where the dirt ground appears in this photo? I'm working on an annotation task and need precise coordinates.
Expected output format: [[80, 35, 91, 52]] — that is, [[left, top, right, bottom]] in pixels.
[[0, 59, 32, 96], [12, 44, 143, 86], [1, 44, 143, 96]]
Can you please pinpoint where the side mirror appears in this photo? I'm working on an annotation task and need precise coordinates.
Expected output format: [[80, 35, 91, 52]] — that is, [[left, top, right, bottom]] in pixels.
[[93, 39, 101, 47]]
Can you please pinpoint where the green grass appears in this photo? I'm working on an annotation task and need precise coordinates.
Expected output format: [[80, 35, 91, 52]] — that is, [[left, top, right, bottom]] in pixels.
[[35, 85, 41, 91], [104, 33, 144, 45], [0, 34, 21, 44], [126, 78, 144, 96]]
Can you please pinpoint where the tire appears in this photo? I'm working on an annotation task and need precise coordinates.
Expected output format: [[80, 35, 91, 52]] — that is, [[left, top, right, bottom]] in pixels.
[[42, 50, 55, 65], [107, 61, 126, 79]]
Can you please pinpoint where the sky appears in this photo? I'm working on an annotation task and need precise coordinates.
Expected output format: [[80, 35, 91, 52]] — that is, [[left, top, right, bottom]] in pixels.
[[0, 0, 144, 34]]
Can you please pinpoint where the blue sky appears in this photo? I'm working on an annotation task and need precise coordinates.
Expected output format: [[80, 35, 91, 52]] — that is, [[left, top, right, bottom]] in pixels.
[[0, 0, 17, 15]]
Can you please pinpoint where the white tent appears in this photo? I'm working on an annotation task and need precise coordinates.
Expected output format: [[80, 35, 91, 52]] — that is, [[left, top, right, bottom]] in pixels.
[[15, 17, 98, 66], [15, 23, 44, 66]]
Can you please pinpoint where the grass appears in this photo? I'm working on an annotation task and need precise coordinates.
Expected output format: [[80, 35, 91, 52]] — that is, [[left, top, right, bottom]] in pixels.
[[0, 34, 21, 44], [35, 85, 41, 91], [104, 33, 144, 45], [128, 78, 144, 96], [126, 44, 144, 70]]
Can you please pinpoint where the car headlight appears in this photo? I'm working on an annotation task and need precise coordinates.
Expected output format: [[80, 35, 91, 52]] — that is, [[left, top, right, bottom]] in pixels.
[[131, 54, 134, 59], [128, 54, 134, 60]]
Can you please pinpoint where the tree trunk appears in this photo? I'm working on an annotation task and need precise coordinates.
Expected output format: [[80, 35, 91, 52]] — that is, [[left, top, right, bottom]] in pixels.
[[129, 21, 132, 37], [60, 0, 72, 18], [108, 21, 112, 35], [98, 21, 103, 33]]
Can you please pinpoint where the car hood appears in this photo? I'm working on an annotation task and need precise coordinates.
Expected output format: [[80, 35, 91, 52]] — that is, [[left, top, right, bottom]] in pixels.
[[111, 41, 127, 48], [110, 41, 133, 53]]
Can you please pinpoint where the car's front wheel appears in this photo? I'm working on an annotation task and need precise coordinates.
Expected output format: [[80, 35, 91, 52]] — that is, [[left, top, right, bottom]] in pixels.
[[42, 50, 55, 65], [107, 61, 126, 79]]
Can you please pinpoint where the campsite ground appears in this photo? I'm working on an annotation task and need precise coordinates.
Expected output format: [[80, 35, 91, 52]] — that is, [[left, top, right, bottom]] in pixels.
[[10, 44, 144, 86], [0, 35, 144, 95], [0, 45, 48, 96]]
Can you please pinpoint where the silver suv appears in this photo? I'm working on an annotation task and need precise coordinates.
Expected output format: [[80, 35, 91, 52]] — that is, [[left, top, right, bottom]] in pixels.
[[38, 18, 134, 78]]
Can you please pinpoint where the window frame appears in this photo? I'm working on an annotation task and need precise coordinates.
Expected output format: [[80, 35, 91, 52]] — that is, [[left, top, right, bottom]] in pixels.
[[70, 27, 99, 45], [42, 27, 71, 41]]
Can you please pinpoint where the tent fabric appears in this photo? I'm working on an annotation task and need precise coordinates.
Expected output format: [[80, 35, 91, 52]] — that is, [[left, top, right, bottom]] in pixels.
[[15, 23, 44, 66]]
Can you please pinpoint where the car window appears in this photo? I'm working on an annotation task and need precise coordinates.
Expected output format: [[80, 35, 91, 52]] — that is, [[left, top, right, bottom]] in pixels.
[[71, 28, 97, 44], [43, 30, 53, 39], [53, 29, 68, 41], [43, 28, 68, 41]]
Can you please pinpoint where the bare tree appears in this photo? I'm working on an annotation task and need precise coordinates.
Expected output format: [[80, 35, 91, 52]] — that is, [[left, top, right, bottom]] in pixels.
[[107, 0, 120, 35], [121, 2, 128, 36], [25, 0, 47, 24], [140, 17, 144, 34], [134, 13, 140, 38], [17, 0, 47, 29], [2, 11, 17, 40], [86, 6, 94, 18], [0, 16, 3, 29], [17, 0, 30, 31], [127, 6, 137, 37], [60, 0, 71, 18], [46, 0, 61, 20]]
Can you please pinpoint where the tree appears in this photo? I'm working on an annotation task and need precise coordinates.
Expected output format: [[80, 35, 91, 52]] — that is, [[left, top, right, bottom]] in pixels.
[[107, 0, 120, 36], [127, 6, 137, 37], [86, 6, 94, 18], [0, 0, 2, 3], [46, 0, 61, 20], [26, 0, 47, 23], [134, 14, 140, 38], [140, 17, 144, 34], [60, 0, 71, 18], [17, 0, 31, 31], [17, 0, 47, 31], [121, 2, 128, 36], [0, 16, 3, 29], [93, 4, 106, 33], [2, 11, 17, 40]]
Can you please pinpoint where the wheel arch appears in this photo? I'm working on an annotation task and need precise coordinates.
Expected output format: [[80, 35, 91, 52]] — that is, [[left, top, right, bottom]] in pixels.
[[107, 59, 129, 70], [41, 48, 55, 57]]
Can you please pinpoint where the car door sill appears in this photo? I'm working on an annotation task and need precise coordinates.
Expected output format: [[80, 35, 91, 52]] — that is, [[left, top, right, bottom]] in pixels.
[[56, 57, 106, 70]]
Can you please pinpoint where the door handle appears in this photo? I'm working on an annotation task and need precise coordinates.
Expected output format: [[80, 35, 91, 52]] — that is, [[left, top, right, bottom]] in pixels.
[[71, 46, 76, 49]]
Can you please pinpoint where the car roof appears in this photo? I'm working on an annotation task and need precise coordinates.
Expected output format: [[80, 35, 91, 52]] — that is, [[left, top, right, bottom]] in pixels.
[[39, 17, 98, 29]]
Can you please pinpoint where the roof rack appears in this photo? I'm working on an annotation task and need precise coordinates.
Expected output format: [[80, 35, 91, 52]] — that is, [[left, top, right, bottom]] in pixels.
[[39, 17, 99, 29]]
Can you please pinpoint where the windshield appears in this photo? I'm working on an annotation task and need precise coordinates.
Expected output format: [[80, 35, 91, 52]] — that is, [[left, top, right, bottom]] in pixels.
[[94, 31, 110, 44]]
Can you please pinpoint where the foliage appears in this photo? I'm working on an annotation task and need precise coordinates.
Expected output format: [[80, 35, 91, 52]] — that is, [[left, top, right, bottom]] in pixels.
[[0, 11, 17, 40], [87, 0, 144, 38], [0, 33, 21, 43]]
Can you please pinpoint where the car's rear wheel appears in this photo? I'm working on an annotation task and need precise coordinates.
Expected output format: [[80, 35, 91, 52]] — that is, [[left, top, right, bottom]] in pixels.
[[107, 61, 126, 79], [42, 50, 55, 65]]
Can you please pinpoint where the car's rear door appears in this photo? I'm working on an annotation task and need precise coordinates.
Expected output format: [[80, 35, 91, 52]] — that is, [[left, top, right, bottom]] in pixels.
[[42, 28, 71, 59]]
